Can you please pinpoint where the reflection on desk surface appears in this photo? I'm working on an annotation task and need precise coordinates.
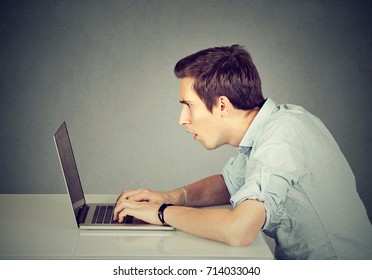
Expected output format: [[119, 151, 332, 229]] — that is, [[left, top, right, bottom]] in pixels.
[[75, 229, 272, 259]]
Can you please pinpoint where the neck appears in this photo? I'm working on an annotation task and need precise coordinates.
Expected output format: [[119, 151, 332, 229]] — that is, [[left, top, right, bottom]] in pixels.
[[227, 108, 260, 147]]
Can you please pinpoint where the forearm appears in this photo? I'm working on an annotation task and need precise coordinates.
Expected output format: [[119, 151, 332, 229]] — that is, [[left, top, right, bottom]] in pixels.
[[166, 174, 231, 207], [163, 199, 265, 246]]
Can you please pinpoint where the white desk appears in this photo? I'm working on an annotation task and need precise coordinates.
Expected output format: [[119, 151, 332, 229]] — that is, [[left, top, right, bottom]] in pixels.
[[0, 194, 273, 259]]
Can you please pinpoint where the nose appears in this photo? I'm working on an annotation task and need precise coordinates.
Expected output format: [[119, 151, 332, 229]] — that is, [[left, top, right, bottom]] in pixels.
[[178, 106, 190, 126]]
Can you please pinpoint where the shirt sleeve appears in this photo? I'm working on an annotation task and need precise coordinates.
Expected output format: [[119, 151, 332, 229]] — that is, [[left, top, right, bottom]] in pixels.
[[222, 117, 309, 229]]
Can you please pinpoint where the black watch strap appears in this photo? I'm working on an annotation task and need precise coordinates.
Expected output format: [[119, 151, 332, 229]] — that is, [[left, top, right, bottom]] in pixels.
[[158, 203, 174, 225]]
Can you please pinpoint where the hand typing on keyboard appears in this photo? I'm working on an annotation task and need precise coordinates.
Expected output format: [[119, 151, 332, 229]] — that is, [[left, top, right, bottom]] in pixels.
[[113, 199, 163, 225], [115, 188, 175, 206]]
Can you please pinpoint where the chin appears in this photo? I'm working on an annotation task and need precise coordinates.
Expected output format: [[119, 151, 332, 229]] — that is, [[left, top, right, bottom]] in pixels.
[[201, 142, 223, 151]]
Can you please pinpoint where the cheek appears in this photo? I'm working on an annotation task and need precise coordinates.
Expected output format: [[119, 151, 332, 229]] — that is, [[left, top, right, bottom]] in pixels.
[[190, 107, 217, 130], [198, 117, 217, 134], [192, 112, 208, 126]]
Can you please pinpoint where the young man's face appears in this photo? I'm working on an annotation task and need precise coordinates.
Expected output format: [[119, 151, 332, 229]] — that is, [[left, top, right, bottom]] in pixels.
[[178, 77, 225, 150]]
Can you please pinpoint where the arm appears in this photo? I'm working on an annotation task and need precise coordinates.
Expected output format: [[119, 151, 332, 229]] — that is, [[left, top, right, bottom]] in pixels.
[[164, 199, 265, 246], [114, 175, 265, 246], [114, 198, 265, 247], [115, 174, 230, 208], [168, 174, 231, 206]]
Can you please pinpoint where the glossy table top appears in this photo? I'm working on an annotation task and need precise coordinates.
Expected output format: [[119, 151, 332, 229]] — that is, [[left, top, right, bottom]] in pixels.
[[0, 194, 273, 259]]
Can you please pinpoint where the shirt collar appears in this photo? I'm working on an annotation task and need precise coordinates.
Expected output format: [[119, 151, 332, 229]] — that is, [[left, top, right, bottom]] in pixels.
[[238, 98, 278, 150]]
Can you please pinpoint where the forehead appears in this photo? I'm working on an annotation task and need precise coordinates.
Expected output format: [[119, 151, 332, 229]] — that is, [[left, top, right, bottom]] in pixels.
[[179, 77, 199, 102]]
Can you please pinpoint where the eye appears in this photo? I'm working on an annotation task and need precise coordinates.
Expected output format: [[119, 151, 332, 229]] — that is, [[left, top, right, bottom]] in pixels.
[[180, 101, 192, 109]]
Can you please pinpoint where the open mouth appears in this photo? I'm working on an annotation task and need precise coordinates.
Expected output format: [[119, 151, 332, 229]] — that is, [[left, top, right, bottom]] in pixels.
[[187, 129, 198, 140]]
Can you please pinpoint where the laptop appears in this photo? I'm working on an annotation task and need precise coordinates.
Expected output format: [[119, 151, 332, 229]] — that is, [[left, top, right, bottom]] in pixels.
[[54, 121, 174, 231]]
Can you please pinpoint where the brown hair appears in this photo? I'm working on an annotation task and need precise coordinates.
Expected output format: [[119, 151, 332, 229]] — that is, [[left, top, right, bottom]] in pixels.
[[174, 45, 265, 112]]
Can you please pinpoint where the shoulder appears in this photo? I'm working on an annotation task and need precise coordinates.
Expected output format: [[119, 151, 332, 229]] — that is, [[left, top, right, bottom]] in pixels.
[[258, 103, 316, 140]]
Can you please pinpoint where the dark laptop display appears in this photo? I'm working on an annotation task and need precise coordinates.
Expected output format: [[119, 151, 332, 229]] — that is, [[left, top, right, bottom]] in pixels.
[[54, 122, 86, 218]]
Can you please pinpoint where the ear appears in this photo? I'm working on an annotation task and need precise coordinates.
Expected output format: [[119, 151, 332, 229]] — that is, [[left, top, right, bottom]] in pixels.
[[217, 96, 232, 117]]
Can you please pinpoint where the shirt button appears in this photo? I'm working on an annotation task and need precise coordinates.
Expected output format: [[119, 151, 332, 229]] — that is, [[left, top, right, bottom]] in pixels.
[[276, 208, 287, 217]]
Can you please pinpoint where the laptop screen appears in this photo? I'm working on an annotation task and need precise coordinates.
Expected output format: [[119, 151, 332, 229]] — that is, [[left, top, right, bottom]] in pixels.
[[54, 122, 86, 214]]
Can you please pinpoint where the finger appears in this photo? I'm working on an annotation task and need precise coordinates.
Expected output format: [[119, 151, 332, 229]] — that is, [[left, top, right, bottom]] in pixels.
[[116, 189, 145, 204], [115, 203, 135, 223], [117, 208, 129, 223], [115, 189, 132, 204], [113, 200, 129, 221], [113, 199, 139, 221], [126, 190, 154, 202]]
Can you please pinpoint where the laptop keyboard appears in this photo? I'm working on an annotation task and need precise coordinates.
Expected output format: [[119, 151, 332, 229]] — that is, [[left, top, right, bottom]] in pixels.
[[91, 205, 133, 224]]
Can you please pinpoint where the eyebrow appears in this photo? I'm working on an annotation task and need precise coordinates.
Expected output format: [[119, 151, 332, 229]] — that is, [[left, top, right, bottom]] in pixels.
[[179, 100, 191, 105]]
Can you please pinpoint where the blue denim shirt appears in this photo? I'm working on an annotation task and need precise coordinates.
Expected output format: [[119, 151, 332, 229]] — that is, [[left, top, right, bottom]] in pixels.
[[222, 98, 372, 259]]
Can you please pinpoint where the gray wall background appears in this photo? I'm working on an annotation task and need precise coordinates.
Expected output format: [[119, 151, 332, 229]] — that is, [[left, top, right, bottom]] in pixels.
[[1, 0, 371, 220]]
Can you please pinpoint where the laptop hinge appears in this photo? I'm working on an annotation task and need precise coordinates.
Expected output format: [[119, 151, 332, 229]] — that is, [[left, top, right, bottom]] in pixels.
[[77, 204, 89, 224]]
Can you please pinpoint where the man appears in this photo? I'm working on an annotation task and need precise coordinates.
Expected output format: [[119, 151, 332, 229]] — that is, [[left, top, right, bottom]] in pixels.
[[114, 45, 372, 259]]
